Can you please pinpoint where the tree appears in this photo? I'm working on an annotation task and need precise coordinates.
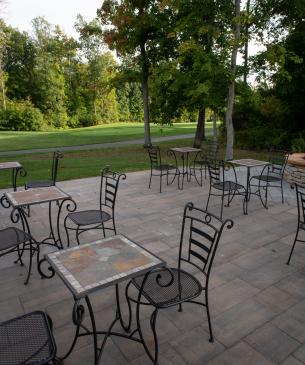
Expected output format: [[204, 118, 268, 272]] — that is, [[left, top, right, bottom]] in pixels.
[[97, 0, 175, 146], [149, 0, 231, 147], [225, 0, 241, 160], [30, 17, 68, 128], [0, 19, 8, 110]]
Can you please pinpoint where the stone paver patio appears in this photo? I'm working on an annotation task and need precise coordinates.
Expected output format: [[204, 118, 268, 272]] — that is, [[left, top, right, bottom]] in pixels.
[[1, 169, 305, 365]]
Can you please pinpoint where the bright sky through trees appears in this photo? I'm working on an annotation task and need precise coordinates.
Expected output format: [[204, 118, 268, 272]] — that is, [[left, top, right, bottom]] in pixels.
[[4, 0, 101, 37]]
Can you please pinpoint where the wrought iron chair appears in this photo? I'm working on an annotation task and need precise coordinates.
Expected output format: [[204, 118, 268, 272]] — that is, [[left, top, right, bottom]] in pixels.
[[0, 310, 62, 365], [125, 203, 233, 364], [206, 160, 245, 219], [0, 226, 34, 285], [191, 140, 219, 186], [287, 184, 305, 265], [64, 167, 126, 246], [147, 146, 179, 193], [25, 151, 63, 189], [249, 150, 289, 209]]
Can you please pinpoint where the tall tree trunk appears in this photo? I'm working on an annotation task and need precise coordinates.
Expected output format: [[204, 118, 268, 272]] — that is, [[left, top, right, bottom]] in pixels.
[[244, 0, 251, 84], [140, 42, 151, 147], [193, 107, 205, 148], [212, 112, 217, 141], [225, 0, 241, 160], [0, 60, 6, 111]]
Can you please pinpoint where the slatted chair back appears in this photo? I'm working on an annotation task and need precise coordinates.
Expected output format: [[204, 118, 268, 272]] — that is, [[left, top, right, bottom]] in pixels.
[[147, 146, 162, 169], [207, 160, 225, 184], [147, 146, 161, 169], [99, 167, 126, 212], [269, 151, 289, 177], [178, 203, 233, 281], [51, 151, 63, 185], [204, 141, 219, 161]]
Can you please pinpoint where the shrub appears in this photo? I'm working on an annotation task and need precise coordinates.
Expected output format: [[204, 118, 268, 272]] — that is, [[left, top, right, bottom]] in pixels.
[[291, 136, 305, 152], [0, 100, 45, 131]]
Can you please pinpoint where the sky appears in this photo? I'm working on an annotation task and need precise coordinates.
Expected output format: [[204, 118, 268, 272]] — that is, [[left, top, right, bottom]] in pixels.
[[3, 0, 102, 38]]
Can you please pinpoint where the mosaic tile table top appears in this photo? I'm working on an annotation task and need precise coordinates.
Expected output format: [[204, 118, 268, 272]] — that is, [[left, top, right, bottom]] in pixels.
[[231, 159, 268, 168], [46, 235, 165, 298], [170, 147, 201, 153], [5, 186, 70, 207], [0, 161, 22, 170]]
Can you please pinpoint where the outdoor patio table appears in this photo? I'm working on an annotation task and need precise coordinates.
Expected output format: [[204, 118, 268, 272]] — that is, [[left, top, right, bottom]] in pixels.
[[169, 147, 201, 189], [0, 161, 26, 191], [39, 234, 165, 365], [3, 186, 76, 250], [230, 159, 268, 214]]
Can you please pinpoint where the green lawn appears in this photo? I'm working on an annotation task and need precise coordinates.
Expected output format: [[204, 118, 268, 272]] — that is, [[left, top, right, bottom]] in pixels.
[[0, 122, 202, 152], [0, 138, 270, 189]]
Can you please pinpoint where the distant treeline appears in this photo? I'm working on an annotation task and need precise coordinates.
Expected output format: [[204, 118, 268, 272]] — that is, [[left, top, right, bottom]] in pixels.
[[0, 16, 145, 131]]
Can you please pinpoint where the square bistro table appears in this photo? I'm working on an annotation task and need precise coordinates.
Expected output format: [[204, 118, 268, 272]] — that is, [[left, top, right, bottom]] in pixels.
[[0, 161, 26, 191], [4, 186, 76, 250], [230, 159, 269, 214], [41, 235, 165, 365], [169, 147, 201, 189]]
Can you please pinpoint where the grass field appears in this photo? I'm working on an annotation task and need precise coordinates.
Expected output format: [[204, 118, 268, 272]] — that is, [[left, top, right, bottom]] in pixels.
[[0, 138, 270, 189], [0, 122, 202, 152]]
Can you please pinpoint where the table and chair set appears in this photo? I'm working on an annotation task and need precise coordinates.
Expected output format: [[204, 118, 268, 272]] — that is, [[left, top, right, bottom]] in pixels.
[[147, 142, 290, 218], [0, 144, 303, 365]]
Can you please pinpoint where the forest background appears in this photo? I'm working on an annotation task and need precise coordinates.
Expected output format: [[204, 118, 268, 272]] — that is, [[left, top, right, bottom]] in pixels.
[[0, 0, 305, 153]]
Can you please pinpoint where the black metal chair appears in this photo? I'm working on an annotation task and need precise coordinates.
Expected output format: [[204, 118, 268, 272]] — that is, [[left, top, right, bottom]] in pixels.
[[191, 140, 219, 186], [0, 310, 62, 365], [206, 160, 245, 219], [249, 150, 289, 208], [64, 167, 126, 246], [25, 151, 63, 189], [125, 203, 233, 364], [287, 184, 305, 265], [0, 227, 34, 285], [147, 146, 179, 193]]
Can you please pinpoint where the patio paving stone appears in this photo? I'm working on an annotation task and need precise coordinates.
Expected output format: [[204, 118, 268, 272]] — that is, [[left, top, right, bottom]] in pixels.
[[0, 168, 304, 364]]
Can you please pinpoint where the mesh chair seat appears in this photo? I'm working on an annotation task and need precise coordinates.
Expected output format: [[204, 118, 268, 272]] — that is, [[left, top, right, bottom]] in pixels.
[[213, 181, 244, 191], [0, 311, 56, 365], [194, 159, 207, 166], [67, 209, 111, 226], [154, 164, 176, 171], [0, 227, 30, 251], [132, 268, 202, 308], [251, 174, 281, 183], [26, 180, 54, 189]]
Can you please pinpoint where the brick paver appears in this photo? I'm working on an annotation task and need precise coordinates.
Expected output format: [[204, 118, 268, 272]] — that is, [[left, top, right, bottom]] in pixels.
[[0, 169, 303, 364]]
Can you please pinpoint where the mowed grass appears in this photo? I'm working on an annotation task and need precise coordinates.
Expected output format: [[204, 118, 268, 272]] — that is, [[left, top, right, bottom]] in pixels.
[[0, 122, 200, 152], [0, 138, 270, 189]]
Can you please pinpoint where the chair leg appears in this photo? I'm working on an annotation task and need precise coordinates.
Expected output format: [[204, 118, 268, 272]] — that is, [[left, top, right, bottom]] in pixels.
[[220, 194, 224, 220], [159, 174, 162, 193], [149, 170, 152, 189], [287, 225, 301, 265], [205, 291, 214, 342], [281, 180, 284, 204], [206, 186, 211, 211], [112, 216, 117, 235], [76, 227, 81, 246], [150, 308, 159, 363], [264, 184, 269, 209], [64, 216, 71, 248], [24, 241, 33, 285]]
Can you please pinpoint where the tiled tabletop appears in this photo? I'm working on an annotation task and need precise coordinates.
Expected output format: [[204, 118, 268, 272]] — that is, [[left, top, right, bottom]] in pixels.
[[231, 159, 268, 168], [170, 147, 201, 153], [0, 161, 22, 170], [46, 235, 165, 298], [5, 186, 70, 207]]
